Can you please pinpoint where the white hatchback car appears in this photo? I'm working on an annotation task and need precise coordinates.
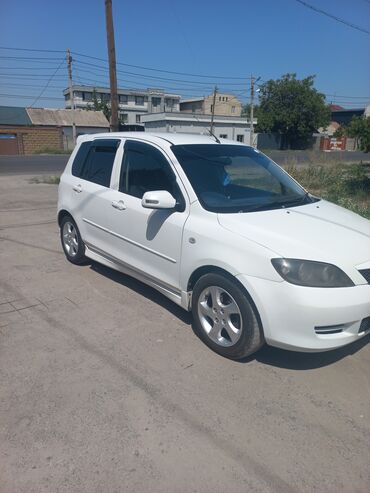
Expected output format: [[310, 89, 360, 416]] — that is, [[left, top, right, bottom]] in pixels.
[[58, 133, 370, 359]]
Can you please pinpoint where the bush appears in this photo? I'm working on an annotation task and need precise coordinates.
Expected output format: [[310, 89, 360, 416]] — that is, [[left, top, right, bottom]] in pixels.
[[285, 163, 370, 219]]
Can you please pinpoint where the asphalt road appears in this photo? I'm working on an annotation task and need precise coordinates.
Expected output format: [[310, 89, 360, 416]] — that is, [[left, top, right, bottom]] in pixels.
[[0, 149, 369, 175], [0, 154, 69, 175], [0, 175, 369, 493]]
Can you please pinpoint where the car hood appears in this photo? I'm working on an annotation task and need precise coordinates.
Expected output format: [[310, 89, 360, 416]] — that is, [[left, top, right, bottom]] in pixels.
[[218, 200, 370, 266]]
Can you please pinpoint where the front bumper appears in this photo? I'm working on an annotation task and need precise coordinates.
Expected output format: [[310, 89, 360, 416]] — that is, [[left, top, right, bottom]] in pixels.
[[237, 274, 370, 352]]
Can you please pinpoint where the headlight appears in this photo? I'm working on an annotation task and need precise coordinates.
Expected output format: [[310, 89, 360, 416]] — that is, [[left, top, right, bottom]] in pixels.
[[271, 258, 354, 287]]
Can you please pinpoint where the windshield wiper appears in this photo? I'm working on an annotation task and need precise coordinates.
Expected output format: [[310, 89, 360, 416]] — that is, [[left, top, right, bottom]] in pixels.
[[279, 192, 313, 207], [237, 193, 313, 213]]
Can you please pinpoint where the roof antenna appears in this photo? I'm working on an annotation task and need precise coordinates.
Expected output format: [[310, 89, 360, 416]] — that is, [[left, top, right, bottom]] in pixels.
[[192, 111, 220, 144]]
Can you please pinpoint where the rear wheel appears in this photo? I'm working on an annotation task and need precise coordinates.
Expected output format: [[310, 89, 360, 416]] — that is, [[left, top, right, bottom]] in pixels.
[[60, 216, 86, 265], [192, 273, 264, 359]]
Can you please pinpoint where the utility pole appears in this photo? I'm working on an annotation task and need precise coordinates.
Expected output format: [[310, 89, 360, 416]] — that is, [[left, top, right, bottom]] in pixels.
[[249, 75, 261, 148], [66, 49, 76, 145], [105, 0, 119, 132], [210, 85, 218, 135], [250, 75, 255, 147]]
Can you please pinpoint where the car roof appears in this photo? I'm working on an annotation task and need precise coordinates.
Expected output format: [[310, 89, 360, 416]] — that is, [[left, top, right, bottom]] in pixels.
[[77, 132, 243, 147]]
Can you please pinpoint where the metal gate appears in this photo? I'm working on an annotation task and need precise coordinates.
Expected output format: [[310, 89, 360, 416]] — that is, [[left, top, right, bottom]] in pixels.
[[0, 134, 19, 155]]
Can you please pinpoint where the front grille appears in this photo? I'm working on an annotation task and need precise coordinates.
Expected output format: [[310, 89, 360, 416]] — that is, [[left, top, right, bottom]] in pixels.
[[359, 317, 370, 333], [359, 269, 370, 284]]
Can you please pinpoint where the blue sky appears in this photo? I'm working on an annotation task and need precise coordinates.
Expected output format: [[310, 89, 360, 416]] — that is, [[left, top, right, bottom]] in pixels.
[[1, 0, 369, 108]]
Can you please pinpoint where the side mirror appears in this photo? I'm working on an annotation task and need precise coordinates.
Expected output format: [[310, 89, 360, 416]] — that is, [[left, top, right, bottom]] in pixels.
[[141, 190, 177, 210]]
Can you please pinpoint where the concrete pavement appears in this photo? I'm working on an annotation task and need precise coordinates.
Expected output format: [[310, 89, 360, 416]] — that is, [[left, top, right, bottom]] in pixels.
[[0, 174, 369, 493]]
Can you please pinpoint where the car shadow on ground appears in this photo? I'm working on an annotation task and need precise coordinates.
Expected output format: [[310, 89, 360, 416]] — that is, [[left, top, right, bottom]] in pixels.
[[89, 261, 370, 370], [90, 262, 192, 325], [250, 335, 370, 370]]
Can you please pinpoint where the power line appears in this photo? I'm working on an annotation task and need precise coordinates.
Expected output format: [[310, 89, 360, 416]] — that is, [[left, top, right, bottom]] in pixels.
[[292, 0, 370, 35], [29, 59, 65, 107], [71, 51, 251, 80], [0, 55, 64, 61], [0, 46, 65, 53], [0, 81, 66, 89], [324, 93, 370, 99], [0, 66, 64, 70], [0, 73, 66, 78], [0, 93, 64, 101], [0, 45, 252, 80], [73, 59, 249, 86]]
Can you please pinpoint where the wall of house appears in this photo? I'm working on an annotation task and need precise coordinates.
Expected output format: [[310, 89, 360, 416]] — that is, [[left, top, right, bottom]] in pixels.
[[62, 126, 109, 151], [67, 90, 180, 119], [144, 120, 251, 143], [0, 125, 63, 154], [203, 93, 242, 117]]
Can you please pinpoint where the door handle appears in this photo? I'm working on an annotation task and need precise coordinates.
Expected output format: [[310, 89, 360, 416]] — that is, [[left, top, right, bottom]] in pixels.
[[73, 184, 82, 193], [111, 200, 126, 210]]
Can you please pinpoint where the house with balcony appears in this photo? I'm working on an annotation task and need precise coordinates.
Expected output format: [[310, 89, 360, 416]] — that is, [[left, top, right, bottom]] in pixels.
[[63, 85, 181, 126]]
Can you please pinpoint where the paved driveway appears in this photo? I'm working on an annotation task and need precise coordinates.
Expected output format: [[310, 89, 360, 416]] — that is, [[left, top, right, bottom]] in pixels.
[[0, 175, 369, 493]]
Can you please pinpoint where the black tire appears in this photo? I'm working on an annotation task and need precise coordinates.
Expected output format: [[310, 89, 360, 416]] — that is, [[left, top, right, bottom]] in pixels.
[[60, 215, 87, 265], [191, 273, 264, 360]]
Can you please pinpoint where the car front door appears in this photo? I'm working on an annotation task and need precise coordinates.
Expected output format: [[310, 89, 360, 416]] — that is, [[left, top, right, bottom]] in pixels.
[[105, 139, 189, 292]]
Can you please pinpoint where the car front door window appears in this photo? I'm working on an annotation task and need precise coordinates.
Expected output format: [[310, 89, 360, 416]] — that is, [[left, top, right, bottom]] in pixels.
[[119, 140, 183, 206]]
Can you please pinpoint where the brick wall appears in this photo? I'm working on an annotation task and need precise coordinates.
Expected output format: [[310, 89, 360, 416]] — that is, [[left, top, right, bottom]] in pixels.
[[0, 125, 63, 154]]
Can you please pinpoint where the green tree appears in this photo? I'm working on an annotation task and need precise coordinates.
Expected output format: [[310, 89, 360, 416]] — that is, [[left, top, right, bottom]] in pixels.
[[256, 74, 330, 149], [346, 116, 370, 153], [241, 103, 260, 119], [86, 89, 111, 121], [334, 116, 370, 152]]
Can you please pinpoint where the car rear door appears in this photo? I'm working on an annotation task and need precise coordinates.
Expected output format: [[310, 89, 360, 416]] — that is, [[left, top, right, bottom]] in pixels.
[[68, 138, 122, 254]]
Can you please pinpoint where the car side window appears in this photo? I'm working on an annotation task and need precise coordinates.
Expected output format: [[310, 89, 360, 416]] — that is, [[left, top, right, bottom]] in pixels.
[[119, 140, 183, 206], [72, 139, 120, 188], [71, 141, 91, 178]]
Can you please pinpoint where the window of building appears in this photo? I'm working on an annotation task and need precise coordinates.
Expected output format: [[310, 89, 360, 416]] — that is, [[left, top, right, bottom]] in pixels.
[[101, 93, 110, 102], [119, 94, 128, 104], [120, 113, 128, 123], [152, 97, 161, 107], [210, 104, 214, 113], [219, 134, 228, 139], [136, 115, 141, 123], [225, 97, 228, 101], [219, 96, 222, 102], [64, 93, 70, 101], [72, 139, 120, 187], [119, 140, 183, 206], [231, 106, 236, 114], [236, 134, 244, 142], [135, 96, 145, 106], [81, 92, 92, 102]]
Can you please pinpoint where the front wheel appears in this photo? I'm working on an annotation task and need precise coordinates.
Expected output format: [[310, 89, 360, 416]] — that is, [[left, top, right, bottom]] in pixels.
[[192, 273, 264, 360]]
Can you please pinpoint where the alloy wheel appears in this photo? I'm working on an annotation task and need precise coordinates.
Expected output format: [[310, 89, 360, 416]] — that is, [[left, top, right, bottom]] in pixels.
[[197, 285, 243, 347], [62, 221, 79, 257]]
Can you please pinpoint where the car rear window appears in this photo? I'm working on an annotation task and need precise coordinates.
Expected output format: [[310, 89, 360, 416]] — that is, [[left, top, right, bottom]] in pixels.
[[72, 139, 120, 188]]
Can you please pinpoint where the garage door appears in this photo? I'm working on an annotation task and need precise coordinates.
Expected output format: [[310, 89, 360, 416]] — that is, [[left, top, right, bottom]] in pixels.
[[0, 134, 19, 155]]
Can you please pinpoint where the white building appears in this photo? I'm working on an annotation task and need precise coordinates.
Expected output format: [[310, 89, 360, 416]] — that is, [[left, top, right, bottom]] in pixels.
[[141, 112, 254, 144], [64, 85, 181, 126]]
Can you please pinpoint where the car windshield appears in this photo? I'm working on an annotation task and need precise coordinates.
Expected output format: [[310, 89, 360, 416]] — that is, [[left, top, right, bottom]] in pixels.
[[171, 144, 317, 213]]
